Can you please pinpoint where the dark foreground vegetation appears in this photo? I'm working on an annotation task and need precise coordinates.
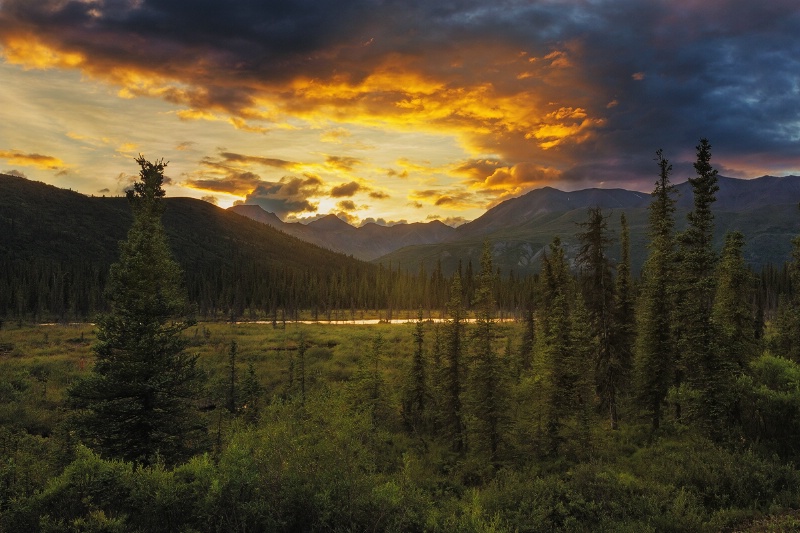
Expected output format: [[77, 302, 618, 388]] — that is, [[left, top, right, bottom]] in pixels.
[[3, 142, 800, 531]]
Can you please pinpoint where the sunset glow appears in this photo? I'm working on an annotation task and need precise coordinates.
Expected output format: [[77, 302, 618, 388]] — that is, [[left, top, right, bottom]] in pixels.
[[2, 0, 799, 224]]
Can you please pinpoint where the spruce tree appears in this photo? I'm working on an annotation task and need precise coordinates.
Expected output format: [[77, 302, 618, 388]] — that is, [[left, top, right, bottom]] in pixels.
[[402, 307, 428, 433], [517, 305, 535, 379], [537, 237, 581, 454], [635, 149, 678, 431], [713, 231, 757, 370], [675, 138, 720, 431], [575, 207, 616, 428], [441, 272, 467, 454], [709, 231, 755, 436], [610, 213, 635, 429], [468, 242, 506, 462], [68, 156, 205, 466]]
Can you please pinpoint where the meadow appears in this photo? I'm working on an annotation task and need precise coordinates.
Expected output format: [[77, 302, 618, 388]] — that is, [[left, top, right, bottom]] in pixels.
[[3, 320, 800, 532]]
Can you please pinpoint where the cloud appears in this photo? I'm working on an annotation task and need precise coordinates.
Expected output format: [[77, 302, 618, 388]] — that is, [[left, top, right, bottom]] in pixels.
[[2, 0, 800, 189], [185, 170, 264, 194], [360, 217, 408, 227], [0, 150, 65, 170], [335, 211, 359, 225], [386, 168, 409, 179], [410, 188, 478, 209], [4, 169, 27, 178], [320, 128, 351, 143], [469, 162, 563, 201], [211, 151, 297, 170], [369, 190, 390, 200], [336, 200, 357, 211], [325, 155, 362, 172], [175, 141, 196, 151], [427, 214, 468, 227], [330, 181, 361, 197], [184, 150, 306, 196], [201, 195, 219, 205], [244, 175, 323, 218]]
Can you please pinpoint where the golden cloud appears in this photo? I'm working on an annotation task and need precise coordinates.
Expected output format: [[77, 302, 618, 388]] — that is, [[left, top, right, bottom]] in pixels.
[[0, 149, 65, 170], [1, 35, 84, 69], [410, 188, 478, 210], [177, 109, 219, 121], [325, 155, 362, 172], [1, 33, 605, 189]]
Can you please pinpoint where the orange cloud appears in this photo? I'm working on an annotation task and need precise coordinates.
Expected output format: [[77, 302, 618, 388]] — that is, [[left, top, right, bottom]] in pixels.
[[0, 150, 65, 170], [1, 35, 84, 69], [464, 161, 563, 205]]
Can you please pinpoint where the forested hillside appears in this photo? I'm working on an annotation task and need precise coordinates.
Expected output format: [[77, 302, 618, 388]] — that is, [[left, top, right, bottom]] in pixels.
[[377, 175, 800, 276], [0, 174, 378, 320]]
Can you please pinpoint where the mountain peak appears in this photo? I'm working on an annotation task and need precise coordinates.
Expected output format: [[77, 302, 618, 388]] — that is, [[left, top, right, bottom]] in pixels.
[[228, 204, 283, 227], [306, 213, 355, 231]]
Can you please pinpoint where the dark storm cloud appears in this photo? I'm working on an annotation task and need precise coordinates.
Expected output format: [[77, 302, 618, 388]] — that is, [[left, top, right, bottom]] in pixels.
[[3, 0, 800, 185]]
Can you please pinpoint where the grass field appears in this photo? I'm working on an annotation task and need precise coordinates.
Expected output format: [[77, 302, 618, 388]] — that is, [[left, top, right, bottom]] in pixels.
[[3, 320, 800, 532]]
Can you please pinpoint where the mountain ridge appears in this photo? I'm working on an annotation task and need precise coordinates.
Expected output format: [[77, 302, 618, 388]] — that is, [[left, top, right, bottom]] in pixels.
[[376, 174, 800, 275], [228, 204, 456, 260]]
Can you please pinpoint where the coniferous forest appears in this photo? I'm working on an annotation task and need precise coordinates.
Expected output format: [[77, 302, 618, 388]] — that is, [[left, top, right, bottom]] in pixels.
[[3, 142, 800, 531]]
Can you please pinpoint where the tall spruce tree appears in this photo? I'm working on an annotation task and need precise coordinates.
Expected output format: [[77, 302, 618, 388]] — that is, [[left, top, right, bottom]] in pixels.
[[610, 213, 635, 429], [575, 207, 616, 428], [468, 242, 506, 462], [713, 231, 757, 370], [709, 231, 755, 436], [635, 149, 678, 431], [68, 156, 205, 466], [675, 138, 720, 431], [402, 307, 428, 433], [441, 272, 467, 453], [537, 237, 584, 455]]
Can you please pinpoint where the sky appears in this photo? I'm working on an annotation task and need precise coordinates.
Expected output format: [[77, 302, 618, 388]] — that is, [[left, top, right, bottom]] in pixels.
[[1, 0, 799, 226]]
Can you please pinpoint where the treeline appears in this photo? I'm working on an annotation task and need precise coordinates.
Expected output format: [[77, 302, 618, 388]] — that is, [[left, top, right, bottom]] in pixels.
[[0, 245, 540, 323], [0, 230, 792, 326]]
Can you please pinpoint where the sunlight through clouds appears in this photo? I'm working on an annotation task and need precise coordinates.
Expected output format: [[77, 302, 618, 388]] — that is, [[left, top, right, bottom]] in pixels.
[[1, 0, 799, 222]]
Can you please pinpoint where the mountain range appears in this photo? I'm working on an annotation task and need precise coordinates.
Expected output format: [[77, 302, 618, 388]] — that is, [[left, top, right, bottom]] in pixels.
[[3, 172, 800, 287], [228, 204, 456, 260], [231, 175, 800, 275]]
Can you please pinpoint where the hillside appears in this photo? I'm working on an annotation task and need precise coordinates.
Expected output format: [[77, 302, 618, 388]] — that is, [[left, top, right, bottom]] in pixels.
[[0, 174, 375, 319], [377, 175, 800, 275]]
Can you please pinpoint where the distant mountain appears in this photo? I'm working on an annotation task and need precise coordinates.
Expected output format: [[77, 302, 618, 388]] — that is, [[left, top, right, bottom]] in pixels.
[[377, 175, 800, 276], [453, 187, 651, 238], [229, 204, 456, 260]]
